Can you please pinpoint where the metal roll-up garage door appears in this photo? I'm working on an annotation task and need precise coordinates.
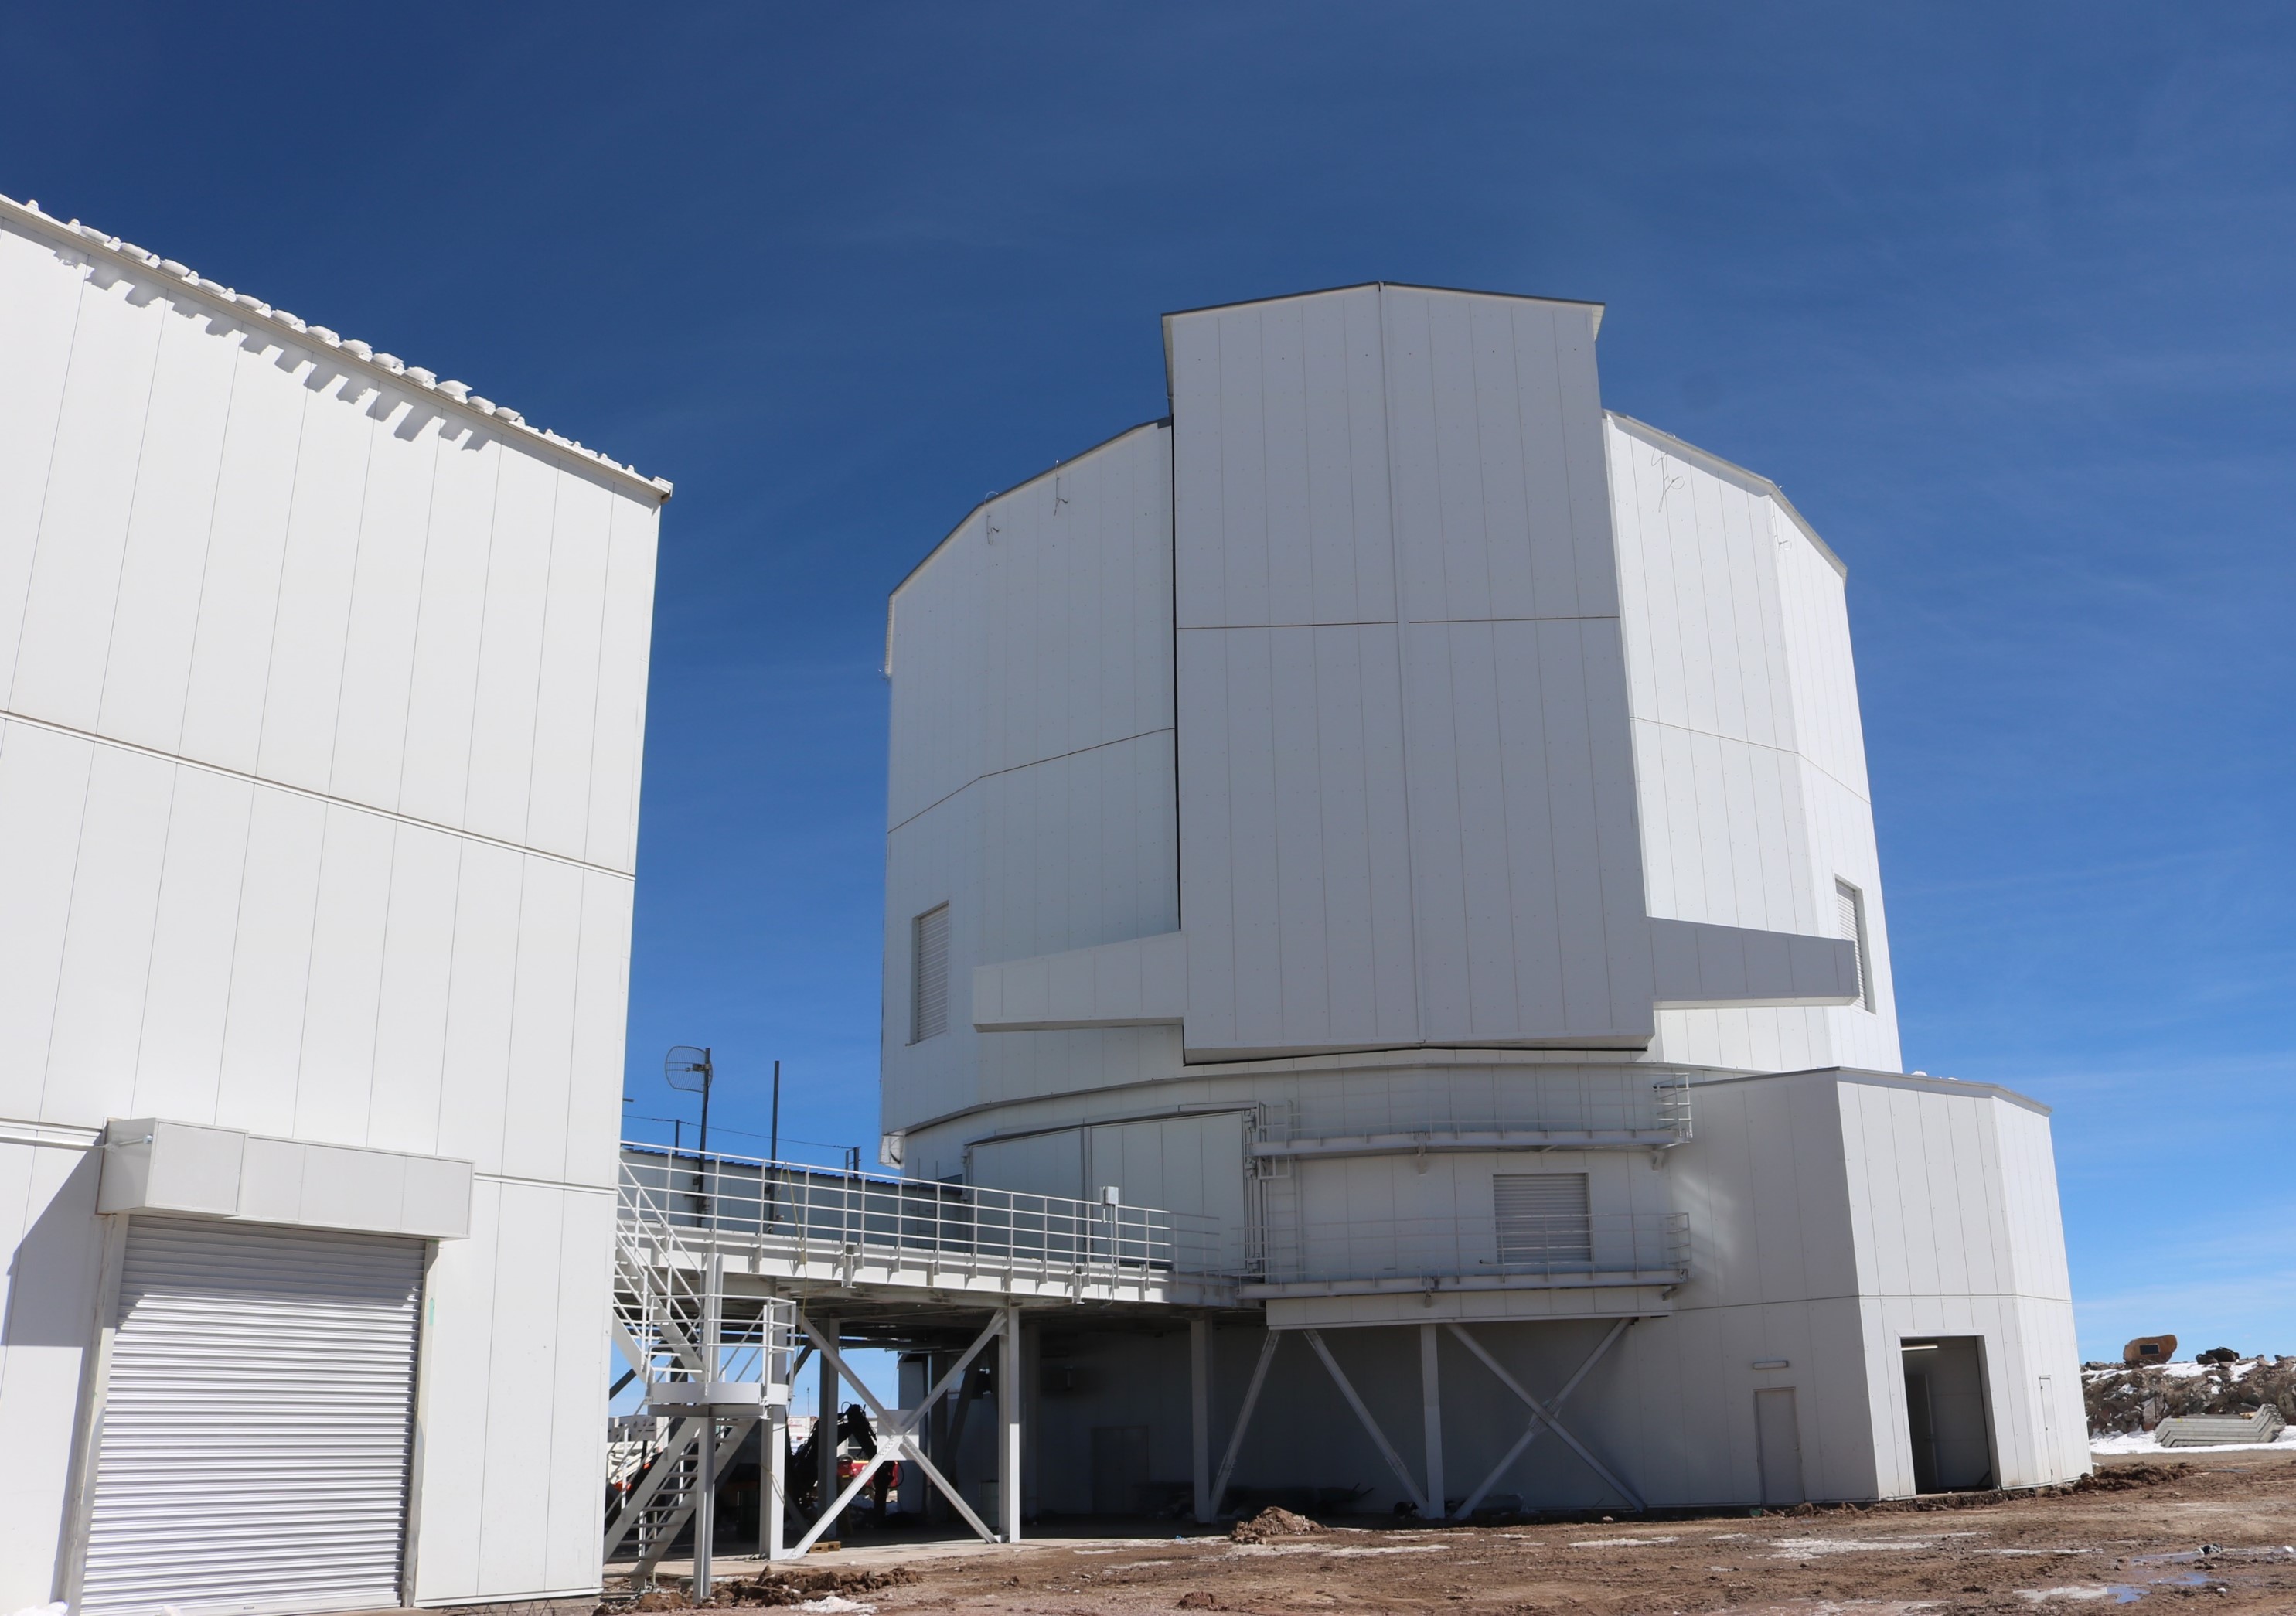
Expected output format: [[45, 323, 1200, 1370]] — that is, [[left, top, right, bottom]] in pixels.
[[80, 1216, 425, 1616]]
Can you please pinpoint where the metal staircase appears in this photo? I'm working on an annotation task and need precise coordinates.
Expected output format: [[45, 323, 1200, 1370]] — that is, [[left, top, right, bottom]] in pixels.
[[608, 1161, 795, 1587]]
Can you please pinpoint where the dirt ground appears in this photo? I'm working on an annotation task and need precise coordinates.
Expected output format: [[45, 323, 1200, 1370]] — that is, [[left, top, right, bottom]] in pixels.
[[622, 1450, 2296, 1614]]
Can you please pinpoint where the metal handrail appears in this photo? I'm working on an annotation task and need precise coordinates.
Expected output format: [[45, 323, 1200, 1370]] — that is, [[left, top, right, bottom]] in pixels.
[[1254, 1071, 1693, 1152], [618, 1143, 1226, 1283], [1250, 1211, 1691, 1286]]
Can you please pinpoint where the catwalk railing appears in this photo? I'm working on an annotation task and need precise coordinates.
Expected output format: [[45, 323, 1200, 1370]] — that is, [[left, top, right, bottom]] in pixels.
[[1251, 1071, 1693, 1163], [618, 1143, 1226, 1288], [1245, 1211, 1691, 1294]]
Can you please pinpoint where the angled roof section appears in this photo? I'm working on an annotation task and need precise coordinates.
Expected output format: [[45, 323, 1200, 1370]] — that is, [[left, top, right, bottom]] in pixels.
[[0, 192, 671, 501], [1607, 410, 1845, 579], [1160, 280, 1606, 400]]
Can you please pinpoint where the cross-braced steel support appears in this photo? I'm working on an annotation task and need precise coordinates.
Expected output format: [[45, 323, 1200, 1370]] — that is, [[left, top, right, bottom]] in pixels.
[[784, 1309, 1021, 1556], [1303, 1328, 1429, 1517], [1449, 1317, 1642, 1516], [1208, 1329, 1283, 1519]]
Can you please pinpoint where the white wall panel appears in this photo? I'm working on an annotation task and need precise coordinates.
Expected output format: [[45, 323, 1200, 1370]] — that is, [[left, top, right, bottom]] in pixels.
[[177, 331, 312, 776], [97, 304, 239, 752], [291, 806, 397, 1143], [0, 227, 85, 696], [1378, 288, 1614, 625], [434, 842, 523, 1177], [1167, 288, 1647, 1059], [884, 424, 1178, 1128], [499, 858, 583, 1185], [542, 1188, 614, 1588], [213, 789, 327, 1137], [0, 1140, 106, 1611], [131, 768, 255, 1123], [475, 1181, 560, 1595], [526, 475, 611, 860], [888, 422, 1172, 832], [257, 365, 377, 792], [366, 823, 461, 1156], [463, 450, 556, 845], [9, 265, 168, 729], [565, 873, 635, 1190], [398, 425, 500, 829], [1609, 415, 1899, 1073], [410, 1178, 499, 1601], [585, 496, 657, 872], [43, 746, 175, 1125], [0, 724, 92, 1121], [329, 399, 441, 810]]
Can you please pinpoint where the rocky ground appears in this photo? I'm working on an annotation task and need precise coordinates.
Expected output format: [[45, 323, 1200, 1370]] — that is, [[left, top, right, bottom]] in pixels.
[[611, 1448, 2296, 1614], [2084, 1354, 2296, 1435]]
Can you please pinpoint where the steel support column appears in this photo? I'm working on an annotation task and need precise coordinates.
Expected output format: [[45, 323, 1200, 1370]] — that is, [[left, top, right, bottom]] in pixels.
[[999, 1304, 1023, 1543], [1190, 1318, 1213, 1522], [1419, 1321, 1444, 1519], [815, 1312, 839, 1540]]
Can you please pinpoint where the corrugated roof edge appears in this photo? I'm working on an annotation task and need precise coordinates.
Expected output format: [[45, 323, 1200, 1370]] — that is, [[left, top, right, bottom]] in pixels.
[[882, 418, 1170, 675], [1688, 1065, 2051, 1118], [1160, 280, 1608, 407], [1606, 411, 1844, 580], [0, 193, 671, 503]]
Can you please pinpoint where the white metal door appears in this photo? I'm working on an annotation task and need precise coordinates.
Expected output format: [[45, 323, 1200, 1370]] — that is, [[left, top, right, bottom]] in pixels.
[[80, 1217, 425, 1616], [1755, 1387, 1806, 1505]]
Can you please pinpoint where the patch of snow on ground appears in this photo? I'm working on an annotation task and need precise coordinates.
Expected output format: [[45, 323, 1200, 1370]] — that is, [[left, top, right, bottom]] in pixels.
[[2091, 1429, 2294, 1454], [1769, 1537, 1938, 1556]]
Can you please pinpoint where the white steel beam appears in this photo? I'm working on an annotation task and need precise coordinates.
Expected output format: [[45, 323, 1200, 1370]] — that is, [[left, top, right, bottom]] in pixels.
[[765, 1402, 789, 1562], [1209, 1330, 1282, 1518], [1302, 1329, 1428, 1517], [1447, 1318, 1641, 1516]]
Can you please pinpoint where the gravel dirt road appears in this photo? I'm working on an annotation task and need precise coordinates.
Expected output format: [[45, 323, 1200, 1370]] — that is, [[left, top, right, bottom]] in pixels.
[[620, 1450, 2296, 1614]]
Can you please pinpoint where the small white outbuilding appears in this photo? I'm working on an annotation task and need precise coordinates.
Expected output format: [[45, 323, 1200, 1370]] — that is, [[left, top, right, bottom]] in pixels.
[[0, 196, 663, 1614]]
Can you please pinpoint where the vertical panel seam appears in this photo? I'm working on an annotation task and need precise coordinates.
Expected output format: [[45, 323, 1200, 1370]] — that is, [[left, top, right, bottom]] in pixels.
[[1374, 288, 1426, 1044], [1, 256, 92, 709], [161, 319, 248, 756]]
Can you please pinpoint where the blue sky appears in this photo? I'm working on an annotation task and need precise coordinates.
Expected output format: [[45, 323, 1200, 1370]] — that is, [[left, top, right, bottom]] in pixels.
[[5, 4, 2288, 1366]]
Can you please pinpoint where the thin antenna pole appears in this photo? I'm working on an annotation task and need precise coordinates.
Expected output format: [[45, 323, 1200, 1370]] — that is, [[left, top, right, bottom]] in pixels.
[[770, 1059, 781, 1161], [698, 1046, 713, 1159]]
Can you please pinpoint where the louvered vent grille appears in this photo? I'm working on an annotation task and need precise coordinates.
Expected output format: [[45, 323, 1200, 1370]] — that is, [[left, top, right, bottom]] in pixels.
[[911, 902, 950, 1042], [1835, 877, 1874, 1011], [1492, 1172, 1592, 1268]]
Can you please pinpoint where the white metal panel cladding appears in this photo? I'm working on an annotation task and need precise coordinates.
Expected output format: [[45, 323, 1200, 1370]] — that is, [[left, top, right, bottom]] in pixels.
[[81, 1216, 424, 1616]]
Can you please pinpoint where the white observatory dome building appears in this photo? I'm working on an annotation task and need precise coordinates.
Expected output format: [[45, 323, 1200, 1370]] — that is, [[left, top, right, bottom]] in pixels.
[[879, 284, 2087, 1515]]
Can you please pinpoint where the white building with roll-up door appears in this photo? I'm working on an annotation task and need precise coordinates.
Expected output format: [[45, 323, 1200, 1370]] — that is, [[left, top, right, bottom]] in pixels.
[[881, 283, 2088, 1517], [0, 194, 663, 1612]]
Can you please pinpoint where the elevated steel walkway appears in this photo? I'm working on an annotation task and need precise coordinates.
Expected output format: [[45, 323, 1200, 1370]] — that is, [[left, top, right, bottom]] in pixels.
[[607, 1144, 1238, 1584]]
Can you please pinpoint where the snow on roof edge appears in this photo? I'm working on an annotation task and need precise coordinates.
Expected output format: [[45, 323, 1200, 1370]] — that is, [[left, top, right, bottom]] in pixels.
[[0, 192, 672, 503]]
